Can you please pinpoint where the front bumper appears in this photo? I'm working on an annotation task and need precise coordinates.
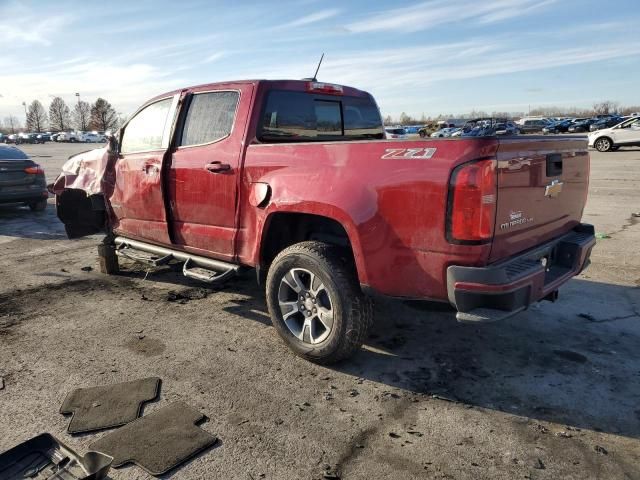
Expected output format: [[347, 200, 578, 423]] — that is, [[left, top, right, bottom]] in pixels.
[[447, 224, 596, 323]]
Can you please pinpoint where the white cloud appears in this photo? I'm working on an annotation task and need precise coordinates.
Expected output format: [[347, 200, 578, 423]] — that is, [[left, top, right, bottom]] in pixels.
[[0, 2, 72, 46], [201, 52, 226, 64], [279, 9, 341, 28], [346, 0, 556, 33]]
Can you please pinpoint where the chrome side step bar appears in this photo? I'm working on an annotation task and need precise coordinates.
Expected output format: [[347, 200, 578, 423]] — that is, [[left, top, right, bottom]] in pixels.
[[114, 236, 239, 284]]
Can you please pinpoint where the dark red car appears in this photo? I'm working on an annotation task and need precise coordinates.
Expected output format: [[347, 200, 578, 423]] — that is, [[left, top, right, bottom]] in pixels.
[[52, 79, 595, 363]]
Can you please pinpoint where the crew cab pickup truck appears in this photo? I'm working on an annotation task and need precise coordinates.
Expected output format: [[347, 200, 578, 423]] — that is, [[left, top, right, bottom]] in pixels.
[[51, 79, 595, 364]]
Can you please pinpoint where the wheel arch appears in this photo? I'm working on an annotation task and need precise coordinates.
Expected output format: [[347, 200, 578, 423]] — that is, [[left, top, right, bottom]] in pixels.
[[257, 209, 367, 285]]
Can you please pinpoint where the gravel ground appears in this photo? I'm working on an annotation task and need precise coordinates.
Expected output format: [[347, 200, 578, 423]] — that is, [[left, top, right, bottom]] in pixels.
[[1, 142, 639, 480]]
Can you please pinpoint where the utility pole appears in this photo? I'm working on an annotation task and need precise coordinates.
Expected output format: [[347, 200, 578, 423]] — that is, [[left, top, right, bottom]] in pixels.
[[22, 101, 27, 130], [75, 93, 81, 131]]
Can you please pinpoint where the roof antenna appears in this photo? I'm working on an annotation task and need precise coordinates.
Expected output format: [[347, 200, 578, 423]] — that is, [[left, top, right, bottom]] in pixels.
[[303, 53, 324, 81]]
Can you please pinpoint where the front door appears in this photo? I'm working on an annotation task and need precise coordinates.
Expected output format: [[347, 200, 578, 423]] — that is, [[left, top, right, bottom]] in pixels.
[[167, 85, 253, 260], [110, 95, 179, 244], [612, 117, 640, 144]]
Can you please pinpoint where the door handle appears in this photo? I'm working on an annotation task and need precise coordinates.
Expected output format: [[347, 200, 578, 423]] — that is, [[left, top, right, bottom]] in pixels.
[[205, 161, 231, 173]]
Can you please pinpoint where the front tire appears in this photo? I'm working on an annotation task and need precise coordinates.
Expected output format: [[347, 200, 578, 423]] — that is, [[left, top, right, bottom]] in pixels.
[[594, 137, 613, 152], [266, 241, 373, 364]]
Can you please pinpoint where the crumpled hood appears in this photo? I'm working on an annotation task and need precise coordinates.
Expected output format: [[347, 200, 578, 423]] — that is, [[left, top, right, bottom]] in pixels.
[[50, 147, 117, 197]]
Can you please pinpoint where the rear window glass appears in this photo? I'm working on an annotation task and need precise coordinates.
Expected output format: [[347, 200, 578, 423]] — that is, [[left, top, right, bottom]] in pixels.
[[0, 146, 28, 160], [258, 90, 383, 142], [180, 91, 239, 146]]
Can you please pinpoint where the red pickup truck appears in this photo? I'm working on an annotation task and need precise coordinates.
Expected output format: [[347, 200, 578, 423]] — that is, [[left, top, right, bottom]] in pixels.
[[52, 79, 595, 364]]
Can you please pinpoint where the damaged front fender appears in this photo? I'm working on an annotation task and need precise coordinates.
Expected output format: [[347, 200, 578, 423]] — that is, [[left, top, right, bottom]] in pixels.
[[50, 147, 118, 239]]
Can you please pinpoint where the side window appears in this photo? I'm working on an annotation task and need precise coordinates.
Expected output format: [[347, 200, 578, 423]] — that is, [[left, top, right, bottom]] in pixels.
[[179, 91, 239, 146], [121, 98, 172, 154]]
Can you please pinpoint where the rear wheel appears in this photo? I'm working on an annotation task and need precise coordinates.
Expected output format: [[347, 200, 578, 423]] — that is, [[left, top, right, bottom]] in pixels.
[[594, 137, 613, 152], [266, 241, 373, 364], [29, 199, 47, 211]]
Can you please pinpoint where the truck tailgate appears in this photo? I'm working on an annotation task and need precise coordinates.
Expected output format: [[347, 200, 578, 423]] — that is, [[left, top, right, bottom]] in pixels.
[[490, 136, 589, 262]]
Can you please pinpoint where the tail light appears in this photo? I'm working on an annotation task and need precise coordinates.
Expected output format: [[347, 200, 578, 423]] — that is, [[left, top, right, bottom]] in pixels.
[[24, 164, 44, 175], [447, 159, 497, 243], [306, 82, 343, 95]]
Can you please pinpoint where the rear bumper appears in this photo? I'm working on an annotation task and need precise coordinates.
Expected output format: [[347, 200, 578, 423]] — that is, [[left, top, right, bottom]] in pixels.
[[447, 224, 596, 323], [0, 187, 48, 204]]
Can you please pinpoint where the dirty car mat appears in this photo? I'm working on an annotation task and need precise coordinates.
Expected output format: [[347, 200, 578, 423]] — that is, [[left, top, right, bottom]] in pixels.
[[0, 433, 112, 479], [89, 402, 217, 476], [60, 377, 160, 434]]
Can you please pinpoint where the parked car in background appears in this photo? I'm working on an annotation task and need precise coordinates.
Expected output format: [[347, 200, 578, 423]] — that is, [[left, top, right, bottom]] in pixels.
[[589, 116, 623, 132], [515, 116, 548, 126], [0, 145, 48, 211], [385, 127, 408, 139], [589, 116, 640, 152], [418, 123, 440, 138], [56, 131, 81, 142], [36, 133, 51, 143], [519, 119, 550, 134], [17, 133, 39, 144], [5, 134, 19, 144], [494, 121, 520, 136], [543, 119, 573, 134], [430, 127, 460, 137], [568, 118, 596, 133], [82, 132, 106, 143]]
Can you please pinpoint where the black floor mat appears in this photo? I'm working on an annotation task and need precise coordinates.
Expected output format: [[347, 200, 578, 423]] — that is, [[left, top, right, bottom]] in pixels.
[[60, 377, 160, 434], [0, 433, 112, 479], [88, 402, 217, 476]]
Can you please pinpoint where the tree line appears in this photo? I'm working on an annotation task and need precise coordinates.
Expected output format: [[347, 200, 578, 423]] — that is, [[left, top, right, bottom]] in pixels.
[[383, 101, 640, 126], [1, 97, 122, 134]]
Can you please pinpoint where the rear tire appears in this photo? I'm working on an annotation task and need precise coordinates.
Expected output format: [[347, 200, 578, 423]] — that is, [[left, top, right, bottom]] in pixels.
[[594, 137, 613, 152], [266, 241, 373, 364], [29, 199, 47, 211]]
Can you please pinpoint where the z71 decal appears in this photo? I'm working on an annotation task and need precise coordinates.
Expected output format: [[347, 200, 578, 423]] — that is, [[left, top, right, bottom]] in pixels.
[[381, 148, 437, 160]]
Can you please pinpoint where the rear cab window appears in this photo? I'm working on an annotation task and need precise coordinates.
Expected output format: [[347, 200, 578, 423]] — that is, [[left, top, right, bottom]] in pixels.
[[258, 90, 384, 142]]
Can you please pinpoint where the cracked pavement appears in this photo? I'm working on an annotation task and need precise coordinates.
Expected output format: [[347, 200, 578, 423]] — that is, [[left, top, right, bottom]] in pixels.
[[1, 143, 639, 479]]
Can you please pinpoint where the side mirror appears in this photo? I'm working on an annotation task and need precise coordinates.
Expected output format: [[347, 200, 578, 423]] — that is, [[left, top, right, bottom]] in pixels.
[[106, 129, 120, 152]]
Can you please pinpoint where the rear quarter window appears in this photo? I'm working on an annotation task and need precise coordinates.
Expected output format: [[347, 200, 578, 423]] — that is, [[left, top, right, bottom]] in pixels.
[[258, 90, 383, 142]]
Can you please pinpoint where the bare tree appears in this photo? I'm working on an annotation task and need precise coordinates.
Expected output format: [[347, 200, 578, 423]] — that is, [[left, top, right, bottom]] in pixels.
[[72, 100, 91, 131], [26, 100, 48, 132], [49, 97, 71, 131], [383, 114, 394, 126], [593, 100, 619, 115], [399, 112, 416, 125], [90, 98, 118, 132], [3, 115, 21, 134]]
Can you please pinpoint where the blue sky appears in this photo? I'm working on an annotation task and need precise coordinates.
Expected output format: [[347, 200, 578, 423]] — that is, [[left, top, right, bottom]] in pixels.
[[1, 0, 639, 122]]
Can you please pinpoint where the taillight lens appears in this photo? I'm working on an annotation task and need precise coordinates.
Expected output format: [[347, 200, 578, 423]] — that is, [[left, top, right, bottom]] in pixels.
[[24, 164, 44, 175], [448, 159, 497, 243], [306, 82, 344, 95]]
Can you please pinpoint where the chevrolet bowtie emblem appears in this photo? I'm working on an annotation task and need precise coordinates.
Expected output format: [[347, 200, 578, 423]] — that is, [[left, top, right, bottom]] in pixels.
[[545, 179, 563, 198]]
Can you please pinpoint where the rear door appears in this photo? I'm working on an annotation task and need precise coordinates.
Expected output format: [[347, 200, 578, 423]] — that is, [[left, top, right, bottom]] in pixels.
[[110, 95, 179, 244], [167, 84, 253, 260], [489, 137, 590, 262]]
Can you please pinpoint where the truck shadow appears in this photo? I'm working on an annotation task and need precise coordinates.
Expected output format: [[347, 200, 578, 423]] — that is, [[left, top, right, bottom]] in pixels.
[[334, 278, 640, 439]]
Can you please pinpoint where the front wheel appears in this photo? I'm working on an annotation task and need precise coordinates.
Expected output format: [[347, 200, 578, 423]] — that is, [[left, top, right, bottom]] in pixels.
[[266, 241, 373, 364], [594, 137, 613, 152]]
